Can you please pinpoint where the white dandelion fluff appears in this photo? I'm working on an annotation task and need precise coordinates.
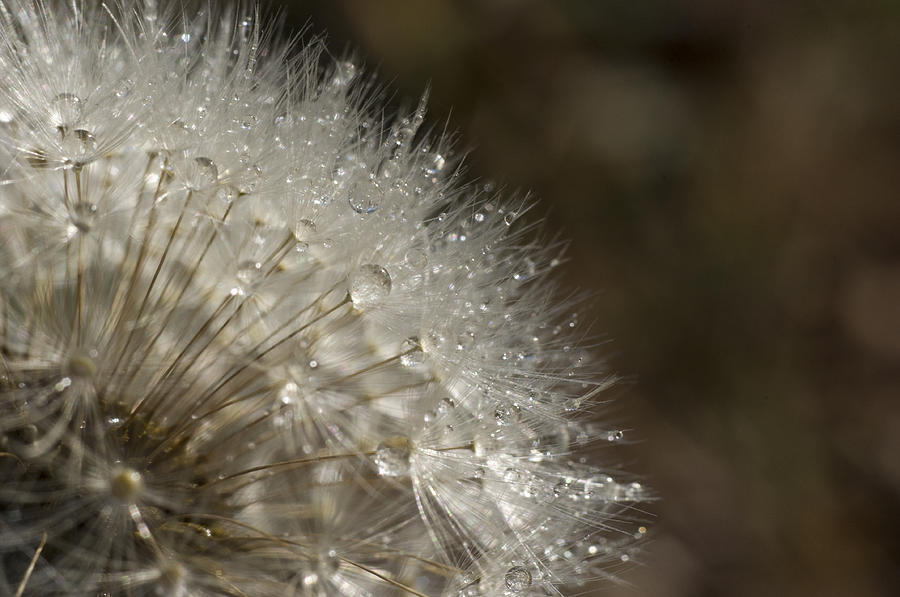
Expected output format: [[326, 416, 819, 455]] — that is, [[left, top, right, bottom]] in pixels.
[[0, 1, 648, 595]]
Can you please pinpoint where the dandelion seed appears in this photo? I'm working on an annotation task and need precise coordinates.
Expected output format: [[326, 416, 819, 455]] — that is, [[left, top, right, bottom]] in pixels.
[[0, 1, 648, 595]]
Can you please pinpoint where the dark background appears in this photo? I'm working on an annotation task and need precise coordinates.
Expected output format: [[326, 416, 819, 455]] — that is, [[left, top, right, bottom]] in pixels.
[[262, 1, 900, 595]]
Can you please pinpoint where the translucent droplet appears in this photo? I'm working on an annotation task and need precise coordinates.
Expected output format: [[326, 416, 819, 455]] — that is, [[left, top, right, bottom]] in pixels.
[[503, 211, 517, 226], [404, 248, 428, 268], [374, 436, 411, 477], [607, 430, 624, 442], [109, 467, 143, 501], [423, 153, 446, 176], [399, 337, 425, 367], [180, 156, 218, 190], [294, 219, 317, 241], [239, 163, 262, 194], [504, 566, 532, 592], [375, 157, 400, 181], [348, 178, 381, 214], [503, 468, 521, 483], [50, 92, 83, 127], [279, 382, 300, 406], [67, 351, 97, 378], [494, 406, 511, 426], [60, 128, 96, 163], [349, 264, 391, 308], [553, 479, 568, 497], [331, 60, 357, 88]]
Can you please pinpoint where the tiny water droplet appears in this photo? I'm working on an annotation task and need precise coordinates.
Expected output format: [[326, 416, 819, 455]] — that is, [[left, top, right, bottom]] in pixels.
[[404, 248, 428, 268], [423, 153, 446, 176], [349, 264, 391, 308], [374, 436, 411, 477], [504, 566, 531, 592], [331, 61, 357, 88], [399, 337, 425, 367]]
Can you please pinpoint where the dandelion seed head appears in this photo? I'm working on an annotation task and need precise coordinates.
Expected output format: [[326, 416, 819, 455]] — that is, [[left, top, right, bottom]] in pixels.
[[0, 1, 649, 595]]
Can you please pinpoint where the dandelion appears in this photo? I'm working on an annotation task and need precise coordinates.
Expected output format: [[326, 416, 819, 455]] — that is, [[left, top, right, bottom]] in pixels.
[[0, 1, 648, 595]]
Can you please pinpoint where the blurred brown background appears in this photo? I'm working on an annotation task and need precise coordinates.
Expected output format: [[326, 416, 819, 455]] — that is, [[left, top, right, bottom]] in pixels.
[[264, 1, 900, 595]]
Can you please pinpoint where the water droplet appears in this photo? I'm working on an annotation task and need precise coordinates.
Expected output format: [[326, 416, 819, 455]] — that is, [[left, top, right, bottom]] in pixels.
[[279, 382, 300, 406], [437, 397, 456, 414], [374, 436, 411, 477], [347, 178, 381, 214], [375, 157, 400, 181], [607, 430, 624, 442], [553, 479, 568, 497], [179, 156, 218, 190], [423, 153, 446, 176], [404, 248, 428, 268], [60, 128, 96, 164], [399, 337, 425, 367], [50, 92, 83, 127], [349, 264, 391, 309], [503, 468, 521, 483], [503, 211, 517, 226], [474, 212, 485, 223], [504, 566, 532, 592], [494, 406, 512, 426], [109, 467, 143, 501], [239, 163, 262, 194], [331, 60, 357, 88], [294, 219, 317, 240], [67, 351, 97, 377]]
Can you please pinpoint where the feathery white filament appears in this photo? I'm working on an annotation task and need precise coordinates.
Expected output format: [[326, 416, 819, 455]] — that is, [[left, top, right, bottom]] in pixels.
[[0, 2, 648, 595]]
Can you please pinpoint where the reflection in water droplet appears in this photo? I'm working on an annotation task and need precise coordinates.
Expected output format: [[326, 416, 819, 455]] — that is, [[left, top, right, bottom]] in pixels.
[[349, 264, 391, 308]]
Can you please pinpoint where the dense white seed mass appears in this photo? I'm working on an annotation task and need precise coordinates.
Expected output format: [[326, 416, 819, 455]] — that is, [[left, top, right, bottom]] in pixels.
[[0, 1, 648, 595]]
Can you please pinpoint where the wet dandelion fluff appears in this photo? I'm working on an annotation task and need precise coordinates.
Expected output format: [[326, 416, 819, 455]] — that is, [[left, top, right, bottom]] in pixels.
[[0, 1, 648, 595]]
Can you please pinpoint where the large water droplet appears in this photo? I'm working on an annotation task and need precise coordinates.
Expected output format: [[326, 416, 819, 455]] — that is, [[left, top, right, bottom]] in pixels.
[[504, 566, 532, 592], [50, 92, 83, 127], [347, 177, 381, 214], [349, 264, 391, 309], [60, 128, 96, 165], [374, 436, 411, 477]]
